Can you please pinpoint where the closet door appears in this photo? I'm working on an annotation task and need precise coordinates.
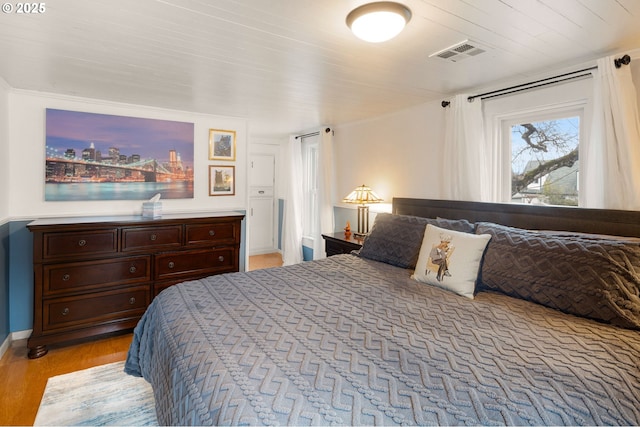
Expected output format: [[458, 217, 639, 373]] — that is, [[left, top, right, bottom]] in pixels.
[[250, 154, 275, 186], [249, 196, 274, 253], [249, 154, 276, 255]]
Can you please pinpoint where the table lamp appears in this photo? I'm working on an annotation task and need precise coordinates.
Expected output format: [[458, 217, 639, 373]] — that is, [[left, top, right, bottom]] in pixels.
[[342, 184, 383, 237]]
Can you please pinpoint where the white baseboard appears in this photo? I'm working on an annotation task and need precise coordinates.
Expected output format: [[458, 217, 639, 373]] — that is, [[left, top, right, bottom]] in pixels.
[[12, 329, 32, 340], [0, 329, 32, 361]]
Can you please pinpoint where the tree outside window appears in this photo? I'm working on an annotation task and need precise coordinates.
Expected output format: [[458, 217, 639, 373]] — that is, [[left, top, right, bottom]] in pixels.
[[510, 116, 580, 206]]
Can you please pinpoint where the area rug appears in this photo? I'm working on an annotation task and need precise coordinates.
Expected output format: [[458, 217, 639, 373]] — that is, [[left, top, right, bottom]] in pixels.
[[34, 361, 157, 426]]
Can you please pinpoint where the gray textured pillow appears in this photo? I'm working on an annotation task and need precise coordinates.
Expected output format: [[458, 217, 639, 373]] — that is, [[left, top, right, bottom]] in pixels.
[[356, 213, 474, 269], [476, 222, 640, 329]]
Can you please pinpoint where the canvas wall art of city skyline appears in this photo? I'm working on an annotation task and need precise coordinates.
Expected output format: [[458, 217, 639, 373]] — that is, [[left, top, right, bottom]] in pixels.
[[45, 109, 195, 201]]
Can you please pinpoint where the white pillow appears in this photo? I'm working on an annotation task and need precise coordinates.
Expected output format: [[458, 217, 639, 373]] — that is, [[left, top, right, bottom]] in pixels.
[[412, 224, 491, 299]]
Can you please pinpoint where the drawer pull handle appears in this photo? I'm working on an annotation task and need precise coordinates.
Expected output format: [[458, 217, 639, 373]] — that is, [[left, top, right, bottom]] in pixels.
[[129, 297, 136, 305], [129, 266, 137, 273], [62, 274, 70, 281], [62, 308, 69, 316], [218, 256, 225, 262], [258, 190, 265, 194], [168, 261, 175, 269], [209, 230, 215, 236], [150, 234, 157, 241], [78, 239, 86, 247]]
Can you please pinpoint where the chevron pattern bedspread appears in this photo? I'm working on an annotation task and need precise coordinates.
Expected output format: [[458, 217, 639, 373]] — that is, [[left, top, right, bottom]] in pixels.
[[125, 254, 640, 426]]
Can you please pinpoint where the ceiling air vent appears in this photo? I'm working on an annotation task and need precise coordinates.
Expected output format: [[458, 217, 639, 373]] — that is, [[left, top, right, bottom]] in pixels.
[[429, 40, 487, 63]]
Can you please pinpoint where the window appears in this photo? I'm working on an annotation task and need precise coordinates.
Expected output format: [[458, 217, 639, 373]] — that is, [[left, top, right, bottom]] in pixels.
[[502, 107, 582, 206], [301, 136, 319, 239]]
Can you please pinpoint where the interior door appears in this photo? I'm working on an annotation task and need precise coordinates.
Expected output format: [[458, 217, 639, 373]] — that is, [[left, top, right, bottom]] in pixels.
[[249, 154, 275, 255]]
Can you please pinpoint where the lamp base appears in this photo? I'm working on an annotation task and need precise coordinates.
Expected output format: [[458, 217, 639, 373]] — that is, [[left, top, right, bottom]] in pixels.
[[356, 205, 370, 236]]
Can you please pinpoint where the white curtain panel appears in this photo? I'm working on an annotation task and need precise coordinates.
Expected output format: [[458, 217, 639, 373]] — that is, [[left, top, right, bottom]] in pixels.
[[443, 94, 489, 201], [282, 135, 304, 265], [583, 55, 640, 210], [313, 128, 335, 260]]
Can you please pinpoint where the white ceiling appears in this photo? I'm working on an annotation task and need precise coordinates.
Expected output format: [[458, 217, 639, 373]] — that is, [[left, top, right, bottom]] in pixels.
[[1, 0, 639, 137]]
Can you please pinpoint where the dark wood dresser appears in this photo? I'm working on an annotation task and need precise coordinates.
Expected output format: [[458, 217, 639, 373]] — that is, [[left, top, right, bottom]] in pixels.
[[27, 212, 244, 359]]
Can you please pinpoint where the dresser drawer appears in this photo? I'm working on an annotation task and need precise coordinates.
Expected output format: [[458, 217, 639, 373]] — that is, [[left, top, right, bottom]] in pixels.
[[44, 256, 151, 296], [155, 247, 237, 281], [43, 229, 118, 259], [122, 225, 182, 252], [43, 286, 149, 331], [27, 213, 243, 358], [186, 222, 238, 246]]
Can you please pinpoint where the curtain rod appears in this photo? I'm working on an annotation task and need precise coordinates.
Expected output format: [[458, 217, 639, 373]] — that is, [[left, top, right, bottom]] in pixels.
[[468, 66, 596, 101], [478, 72, 593, 101], [294, 127, 334, 139], [441, 54, 632, 108], [295, 131, 319, 139]]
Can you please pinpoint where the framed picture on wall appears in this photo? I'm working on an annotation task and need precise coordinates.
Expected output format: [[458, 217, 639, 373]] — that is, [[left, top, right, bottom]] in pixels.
[[208, 129, 236, 161], [209, 165, 235, 196], [45, 109, 194, 201]]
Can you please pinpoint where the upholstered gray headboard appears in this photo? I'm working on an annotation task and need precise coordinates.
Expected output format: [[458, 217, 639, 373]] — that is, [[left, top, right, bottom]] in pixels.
[[392, 198, 640, 238]]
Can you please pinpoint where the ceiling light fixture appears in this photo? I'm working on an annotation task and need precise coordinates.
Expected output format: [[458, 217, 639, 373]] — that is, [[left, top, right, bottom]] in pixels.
[[346, 2, 412, 43]]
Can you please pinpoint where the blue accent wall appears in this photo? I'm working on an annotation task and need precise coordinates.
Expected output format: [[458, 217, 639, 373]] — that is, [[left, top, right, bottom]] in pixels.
[[0, 222, 9, 345], [9, 221, 32, 332], [302, 245, 313, 261], [0, 220, 31, 342]]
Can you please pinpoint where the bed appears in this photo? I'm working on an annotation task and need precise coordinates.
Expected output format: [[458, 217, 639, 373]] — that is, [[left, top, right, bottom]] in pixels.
[[125, 198, 640, 425]]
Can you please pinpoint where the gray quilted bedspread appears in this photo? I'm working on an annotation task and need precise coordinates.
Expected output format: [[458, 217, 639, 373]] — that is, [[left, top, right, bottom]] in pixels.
[[125, 254, 640, 426]]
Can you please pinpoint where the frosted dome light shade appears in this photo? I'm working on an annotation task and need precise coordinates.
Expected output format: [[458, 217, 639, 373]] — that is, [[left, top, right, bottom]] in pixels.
[[346, 2, 411, 43], [350, 11, 405, 42]]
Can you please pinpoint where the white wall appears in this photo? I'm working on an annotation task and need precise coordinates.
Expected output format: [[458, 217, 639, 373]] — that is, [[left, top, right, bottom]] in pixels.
[[333, 101, 445, 209], [0, 78, 10, 221], [8, 90, 248, 219], [633, 60, 640, 112], [333, 55, 640, 209]]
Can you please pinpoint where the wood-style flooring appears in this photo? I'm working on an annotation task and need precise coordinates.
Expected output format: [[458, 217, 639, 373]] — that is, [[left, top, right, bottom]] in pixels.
[[0, 333, 132, 426], [248, 251, 283, 270], [0, 252, 283, 426]]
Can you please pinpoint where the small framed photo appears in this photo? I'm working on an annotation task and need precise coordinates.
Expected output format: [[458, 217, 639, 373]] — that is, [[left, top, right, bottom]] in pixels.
[[208, 129, 236, 161], [209, 165, 235, 196]]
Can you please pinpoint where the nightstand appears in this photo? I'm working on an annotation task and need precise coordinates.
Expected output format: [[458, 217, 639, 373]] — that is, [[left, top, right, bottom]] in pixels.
[[322, 232, 364, 257]]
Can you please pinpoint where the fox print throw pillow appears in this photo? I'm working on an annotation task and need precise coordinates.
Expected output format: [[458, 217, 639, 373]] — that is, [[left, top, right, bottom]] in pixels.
[[412, 224, 491, 299]]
